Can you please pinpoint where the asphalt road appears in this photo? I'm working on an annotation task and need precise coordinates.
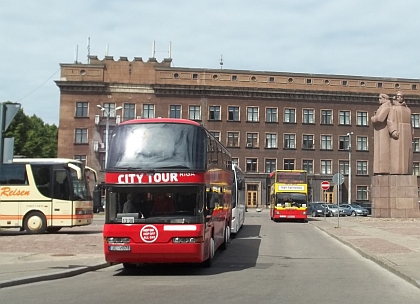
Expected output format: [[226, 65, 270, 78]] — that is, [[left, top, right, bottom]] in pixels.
[[2, 212, 420, 304]]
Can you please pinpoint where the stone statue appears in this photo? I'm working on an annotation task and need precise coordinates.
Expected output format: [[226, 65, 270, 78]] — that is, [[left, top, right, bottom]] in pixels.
[[371, 94, 392, 174], [387, 91, 413, 174]]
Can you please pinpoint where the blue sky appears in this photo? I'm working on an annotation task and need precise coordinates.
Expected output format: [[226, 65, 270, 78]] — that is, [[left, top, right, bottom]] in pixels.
[[1, 0, 419, 126]]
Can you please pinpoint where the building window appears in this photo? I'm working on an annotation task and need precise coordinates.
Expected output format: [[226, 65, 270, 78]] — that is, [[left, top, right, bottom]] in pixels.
[[76, 102, 88, 117], [103, 103, 116, 117], [321, 135, 332, 150], [284, 108, 296, 123], [356, 161, 368, 175], [123, 103, 135, 121], [339, 160, 349, 175], [412, 84, 417, 90], [302, 134, 314, 149], [266, 107, 277, 122], [284, 134, 295, 149], [357, 111, 368, 126], [321, 160, 332, 174], [356, 186, 368, 200], [283, 159, 295, 170], [246, 133, 259, 148], [210, 131, 220, 141], [339, 110, 351, 125], [75, 128, 87, 143], [321, 110, 332, 125], [227, 132, 239, 147], [170, 105, 181, 118], [247, 107, 259, 122], [411, 114, 420, 128], [413, 162, 420, 176], [209, 106, 221, 120], [265, 159, 276, 173], [189, 105, 201, 120], [228, 106, 240, 121], [265, 133, 277, 148], [339, 136, 350, 150], [302, 159, 313, 174], [143, 104, 155, 118], [74, 155, 86, 165], [413, 138, 420, 153], [302, 109, 314, 124], [246, 158, 258, 172], [269, 77, 275, 83], [342, 80, 348, 86], [357, 136, 368, 151], [232, 75, 237, 81]]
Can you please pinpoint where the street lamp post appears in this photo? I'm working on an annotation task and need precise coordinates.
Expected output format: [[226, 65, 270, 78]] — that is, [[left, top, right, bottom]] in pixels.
[[347, 132, 354, 205], [97, 105, 122, 168]]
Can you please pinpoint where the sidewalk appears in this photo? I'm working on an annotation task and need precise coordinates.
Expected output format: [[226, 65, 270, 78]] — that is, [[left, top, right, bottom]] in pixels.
[[0, 216, 107, 289], [309, 215, 420, 289], [1, 212, 420, 290]]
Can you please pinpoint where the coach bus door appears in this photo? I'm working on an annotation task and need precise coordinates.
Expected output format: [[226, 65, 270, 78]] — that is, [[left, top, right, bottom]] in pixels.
[[51, 169, 71, 226]]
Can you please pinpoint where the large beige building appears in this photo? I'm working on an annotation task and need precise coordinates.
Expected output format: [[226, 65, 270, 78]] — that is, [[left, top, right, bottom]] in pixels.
[[55, 55, 420, 209]]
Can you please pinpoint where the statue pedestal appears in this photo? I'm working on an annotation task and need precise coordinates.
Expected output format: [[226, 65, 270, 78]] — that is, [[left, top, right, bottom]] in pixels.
[[371, 175, 420, 218]]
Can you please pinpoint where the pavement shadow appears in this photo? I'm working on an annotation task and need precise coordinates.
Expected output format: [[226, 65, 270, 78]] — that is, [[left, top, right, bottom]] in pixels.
[[114, 224, 263, 276]]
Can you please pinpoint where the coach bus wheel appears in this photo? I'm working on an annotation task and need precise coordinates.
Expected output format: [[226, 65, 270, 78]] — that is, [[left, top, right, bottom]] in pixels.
[[23, 211, 47, 234], [202, 237, 215, 268], [46, 227, 62, 233], [220, 224, 230, 251]]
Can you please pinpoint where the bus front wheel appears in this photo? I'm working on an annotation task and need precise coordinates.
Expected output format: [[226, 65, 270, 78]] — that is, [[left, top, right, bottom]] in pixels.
[[202, 237, 215, 268], [24, 211, 47, 234]]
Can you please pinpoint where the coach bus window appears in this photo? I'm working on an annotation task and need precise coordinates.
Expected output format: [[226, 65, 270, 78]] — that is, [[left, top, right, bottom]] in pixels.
[[107, 123, 206, 170], [1, 164, 28, 185]]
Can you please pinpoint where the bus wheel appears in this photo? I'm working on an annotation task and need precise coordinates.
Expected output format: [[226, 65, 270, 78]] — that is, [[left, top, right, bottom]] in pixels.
[[220, 224, 230, 251], [202, 237, 215, 268], [24, 211, 47, 234], [46, 227, 62, 233]]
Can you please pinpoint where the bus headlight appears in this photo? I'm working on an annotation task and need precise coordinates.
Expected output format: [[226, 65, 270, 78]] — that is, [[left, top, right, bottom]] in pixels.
[[172, 237, 203, 243], [105, 237, 130, 244]]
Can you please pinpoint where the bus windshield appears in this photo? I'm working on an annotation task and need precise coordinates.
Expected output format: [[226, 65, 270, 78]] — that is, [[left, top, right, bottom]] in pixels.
[[276, 193, 307, 207], [106, 186, 205, 224], [107, 123, 206, 170]]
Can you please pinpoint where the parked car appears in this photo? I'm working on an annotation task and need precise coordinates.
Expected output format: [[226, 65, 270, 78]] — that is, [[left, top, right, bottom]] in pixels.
[[322, 203, 347, 217], [308, 202, 330, 217], [340, 203, 369, 216]]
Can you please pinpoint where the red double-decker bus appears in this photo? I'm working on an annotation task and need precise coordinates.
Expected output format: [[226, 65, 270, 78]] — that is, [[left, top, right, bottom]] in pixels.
[[102, 118, 233, 268]]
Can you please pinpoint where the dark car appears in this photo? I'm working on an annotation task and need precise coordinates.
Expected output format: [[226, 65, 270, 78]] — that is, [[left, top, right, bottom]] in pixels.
[[340, 203, 369, 216], [308, 202, 330, 217]]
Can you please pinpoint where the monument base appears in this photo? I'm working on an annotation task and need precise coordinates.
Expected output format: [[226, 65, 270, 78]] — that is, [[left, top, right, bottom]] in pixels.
[[371, 175, 420, 218]]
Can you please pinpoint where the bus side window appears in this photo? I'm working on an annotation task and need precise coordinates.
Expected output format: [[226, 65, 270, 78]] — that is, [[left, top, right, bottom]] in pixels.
[[33, 165, 51, 198]]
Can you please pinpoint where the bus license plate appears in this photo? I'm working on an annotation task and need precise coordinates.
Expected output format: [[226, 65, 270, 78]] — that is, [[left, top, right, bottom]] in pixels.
[[287, 215, 295, 218], [109, 245, 131, 251]]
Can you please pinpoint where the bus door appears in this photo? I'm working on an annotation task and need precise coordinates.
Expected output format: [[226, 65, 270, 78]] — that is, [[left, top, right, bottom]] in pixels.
[[51, 169, 72, 226]]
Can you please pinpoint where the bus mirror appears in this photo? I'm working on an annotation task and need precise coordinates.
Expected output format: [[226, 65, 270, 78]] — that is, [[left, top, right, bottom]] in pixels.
[[238, 179, 244, 191], [68, 163, 82, 180]]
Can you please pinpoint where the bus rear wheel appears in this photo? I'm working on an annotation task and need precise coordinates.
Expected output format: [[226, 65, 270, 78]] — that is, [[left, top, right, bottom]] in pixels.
[[24, 211, 47, 234], [220, 224, 230, 251]]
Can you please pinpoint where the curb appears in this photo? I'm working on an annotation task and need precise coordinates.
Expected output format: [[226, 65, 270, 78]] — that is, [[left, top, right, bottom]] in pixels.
[[312, 224, 420, 290], [0, 262, 110, 289]]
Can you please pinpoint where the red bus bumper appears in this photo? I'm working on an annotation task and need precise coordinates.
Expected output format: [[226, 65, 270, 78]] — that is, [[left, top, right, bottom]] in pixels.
[[272, 209, 307, 220], [103, 224, 207, 264]]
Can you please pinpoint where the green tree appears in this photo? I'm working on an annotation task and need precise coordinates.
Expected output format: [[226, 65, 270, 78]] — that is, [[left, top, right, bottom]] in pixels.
[[4, 108, 57, 158]]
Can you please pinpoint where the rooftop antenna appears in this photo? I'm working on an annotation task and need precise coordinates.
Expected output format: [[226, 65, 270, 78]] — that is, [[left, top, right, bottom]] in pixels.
[[220, 54, 223, 69], [152, 41, 156, 58], [75, 45, 79, 63], [87, 37, 91, 63], [105, 44, 109, 56], [169, 41, 172, 59]]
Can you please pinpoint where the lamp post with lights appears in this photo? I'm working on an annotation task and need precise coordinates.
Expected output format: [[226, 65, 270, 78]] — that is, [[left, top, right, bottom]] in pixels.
[[97, 105, 122, 168]]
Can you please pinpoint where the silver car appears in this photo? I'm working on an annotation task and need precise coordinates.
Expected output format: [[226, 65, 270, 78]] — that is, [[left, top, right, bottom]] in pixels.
[[340, 204, 369, 216], [322, 203, 347, 217]]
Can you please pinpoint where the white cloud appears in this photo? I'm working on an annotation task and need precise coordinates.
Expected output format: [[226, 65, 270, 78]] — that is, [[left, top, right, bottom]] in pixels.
[[1, 0, 419, 125]]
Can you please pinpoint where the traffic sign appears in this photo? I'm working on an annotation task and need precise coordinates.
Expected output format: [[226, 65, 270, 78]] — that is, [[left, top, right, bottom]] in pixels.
[[321, 181, 330, 191]]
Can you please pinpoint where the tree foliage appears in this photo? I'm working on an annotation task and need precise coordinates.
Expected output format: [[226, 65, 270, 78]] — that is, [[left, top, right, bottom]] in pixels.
[[4, 108, 58, 158]]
